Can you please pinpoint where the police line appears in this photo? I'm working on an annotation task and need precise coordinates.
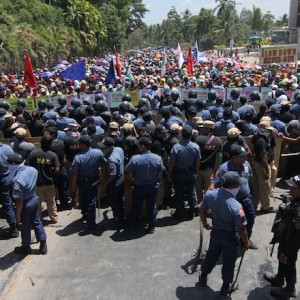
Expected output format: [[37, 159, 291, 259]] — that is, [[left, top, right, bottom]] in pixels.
[[4, 86, 298, 113]]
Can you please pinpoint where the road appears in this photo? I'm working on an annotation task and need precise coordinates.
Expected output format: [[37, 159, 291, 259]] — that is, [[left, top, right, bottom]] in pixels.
[[0, 180, 299, 300]]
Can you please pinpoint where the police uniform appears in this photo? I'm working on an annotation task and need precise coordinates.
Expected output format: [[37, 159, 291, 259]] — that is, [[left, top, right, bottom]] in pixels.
[[265, 176, 300, 299], [71, 136, 105, 230], [99, 138, 124, 223], [200, 171, 249, 295], [11, 154, 47, 255], [126, 137, 164, 233], [212, 145, 255, 239], [0, 162, 20, 238], [169, 125, 201, 219]]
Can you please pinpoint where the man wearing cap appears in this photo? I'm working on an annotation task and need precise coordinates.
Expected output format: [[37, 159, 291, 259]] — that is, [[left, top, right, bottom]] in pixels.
[[194, 120, 223, 203], [264, 175, 300, 299], [126, 136, 164, 233], [56, 109, 78, 131], [26, 136, 60, 223], [2, 113, 15, 138], [70, 135, 105, 231], [209, 144, 256, 248], [270, 106, 289, 135], [168, 125, 201, 220], [9, 153, 48, 255], [199, 171, 250, 296], [99, 137, 124, 224], [252, 122, 278, 213], [195, 99, 211, 121], [106, 121, 123, 149], [10, 127, 36, 160], [208, 97, 224, 120]]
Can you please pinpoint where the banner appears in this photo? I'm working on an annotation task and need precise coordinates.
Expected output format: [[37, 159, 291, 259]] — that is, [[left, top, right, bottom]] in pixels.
[[6, 98, 36, 112], [127, 90, 139, 107], [261, 87, 272, 102], [243, 87, 260, 101], [260, 45, 298, 65], [110, 91, 124, 108], [226, 88, 243, 101]]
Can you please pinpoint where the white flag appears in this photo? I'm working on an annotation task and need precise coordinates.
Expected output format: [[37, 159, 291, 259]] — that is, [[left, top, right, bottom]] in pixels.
[[178, 43, 184, 69], [161, 47, 167, 76]]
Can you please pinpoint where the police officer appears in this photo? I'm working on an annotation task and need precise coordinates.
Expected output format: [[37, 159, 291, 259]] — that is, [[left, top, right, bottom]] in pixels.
[[209, 144, 256, 248], [168, 125, 201, 220], [126, 136, 164, 233], [70, 135, 105, 231], [199, 171, 250, 296], [264, 175, 300, 299], [99, 137, 125, 224], [0, 160, 20, 239], [10, 153, 47, 255]]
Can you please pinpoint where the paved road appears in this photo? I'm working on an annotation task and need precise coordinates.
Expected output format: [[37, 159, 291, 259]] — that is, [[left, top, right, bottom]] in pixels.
[[0, 180, 299, 300]]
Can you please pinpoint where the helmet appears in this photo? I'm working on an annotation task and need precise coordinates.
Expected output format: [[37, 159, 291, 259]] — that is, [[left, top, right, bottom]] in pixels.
[[94, 100, 108, 112], [0, 100, 10, 111], [294, 92, 300, 101], [188, 90, 197, 99], [122, 94, 132, 102], [163, 85, 171, 96], [119, 101, 130, 111], [230, 88, 240, 99], [141, 93, 151, 102], [71, 97, 81, 108], [207, 90, 217, 101], [58, 95, 67, 106], [275, 88, 285, 98], [170, 89, 180, 101], [95, 93, 106, 102], [38, 99, 47, 110], [139, 98, 150, 108], [17, 98, 27, 108], [250, 91, 260, 101], [82, 96, 92, 105]]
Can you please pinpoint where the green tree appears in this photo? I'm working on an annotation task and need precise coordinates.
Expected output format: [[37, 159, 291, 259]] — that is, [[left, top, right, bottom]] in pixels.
[[252, 5, 263, 31]]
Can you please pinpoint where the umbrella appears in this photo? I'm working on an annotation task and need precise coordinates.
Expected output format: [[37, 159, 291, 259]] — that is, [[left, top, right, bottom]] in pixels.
[[40, 71, 53, 78], [91, 65, 106, 72], [53, 64, 66, 70], [59, 60, 71, 65], [241, 62, 255, 69], [95, 58, 109, 67]]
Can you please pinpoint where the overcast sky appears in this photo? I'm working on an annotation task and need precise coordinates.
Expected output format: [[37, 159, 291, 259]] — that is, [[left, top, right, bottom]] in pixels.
[[143, 0, 290, 25]]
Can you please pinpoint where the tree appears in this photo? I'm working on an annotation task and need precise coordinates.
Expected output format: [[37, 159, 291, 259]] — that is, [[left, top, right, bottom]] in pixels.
[[252, 5, 263, 32], [262, 11, 275, 34]]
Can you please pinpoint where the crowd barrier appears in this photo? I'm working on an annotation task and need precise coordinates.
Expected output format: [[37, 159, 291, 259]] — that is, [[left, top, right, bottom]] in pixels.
[[3, 86, 298, 113]]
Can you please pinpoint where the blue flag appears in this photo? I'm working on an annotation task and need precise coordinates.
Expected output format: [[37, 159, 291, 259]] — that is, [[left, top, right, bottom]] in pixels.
[[105, 59, 116, 85], [60, 60, 86, 81]]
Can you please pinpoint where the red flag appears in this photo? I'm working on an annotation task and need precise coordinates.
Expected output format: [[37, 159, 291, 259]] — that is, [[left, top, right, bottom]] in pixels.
[[114, 45, 122, 78], [24, 53, 37, 88], [187, 47, 193, 76]]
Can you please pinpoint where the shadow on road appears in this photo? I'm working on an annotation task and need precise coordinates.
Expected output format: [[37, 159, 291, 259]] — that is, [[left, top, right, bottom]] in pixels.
[[176, 283, 231, 300], [0, 251, 24, 270]]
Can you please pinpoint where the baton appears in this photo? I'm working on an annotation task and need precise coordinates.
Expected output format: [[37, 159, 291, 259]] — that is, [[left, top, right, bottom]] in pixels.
[[228, 249, 245, 297], [191, 214, 204, 273]]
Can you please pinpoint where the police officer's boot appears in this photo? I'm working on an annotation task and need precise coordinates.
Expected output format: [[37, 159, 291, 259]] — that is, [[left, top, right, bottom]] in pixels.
[[263, 272, 284, 287], [220, 282, 238, 296], [2, 223, 19, 239], [199, 274, 207, 287], [270, 286, 296, 298], [39, 240, 48, 255]]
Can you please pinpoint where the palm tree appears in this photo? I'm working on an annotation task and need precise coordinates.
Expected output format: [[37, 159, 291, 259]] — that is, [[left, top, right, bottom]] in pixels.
[[213, 0, 235, 16]]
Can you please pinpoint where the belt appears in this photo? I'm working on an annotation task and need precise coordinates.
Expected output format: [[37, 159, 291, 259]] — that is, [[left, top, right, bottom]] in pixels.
[[78, 176, 98, 182], [237, 196, 250, 202], [174, 166, 195, 171]]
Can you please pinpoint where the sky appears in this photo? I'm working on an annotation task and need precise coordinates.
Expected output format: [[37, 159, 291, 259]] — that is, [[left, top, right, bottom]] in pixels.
[[143, 0, 290, 25]]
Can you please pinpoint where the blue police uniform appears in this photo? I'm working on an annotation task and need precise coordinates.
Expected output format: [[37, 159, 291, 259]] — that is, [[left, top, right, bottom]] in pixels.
[[271, 119, 288, 135], [290, 102, 300, 118], [169, 140, 201, 214], [243, 122, 257, 136], [56, 116, 78, 131], [91, 115, 106, 128], [0, 163, 20, 226], [160, 116, 184, 129], [105, 147, 124, 222], [237, 104, 257, 120], [208, 105, 224, 120], [71, 147, 105, 230], [213, 120, 235, 136], [216, 111, 240, 123], [213, 160, 255, 238], [81, 125, 104, 136], [201, 189, 247, 283], [126, 150, 164, 229], [197, 109, 211, 121], [12, 166, 47, 247], [42, 109, 57, 122], [0, 143, 14, 163]]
